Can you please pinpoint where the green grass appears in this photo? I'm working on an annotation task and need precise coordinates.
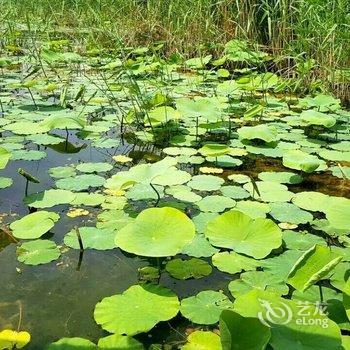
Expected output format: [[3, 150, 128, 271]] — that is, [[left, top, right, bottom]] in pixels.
[[1, 0, 349, 100]]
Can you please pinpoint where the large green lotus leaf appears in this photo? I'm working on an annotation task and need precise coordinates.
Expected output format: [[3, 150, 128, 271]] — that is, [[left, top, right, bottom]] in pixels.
[[185, 54, 212, 68], [39, 115, 86, 130], [198, 143, 229, 157], [261, 249, 304, 281], [187, 175, 224, 191], [343, 279, 350, 321], [17, 239, 61, 265], [325, 197, 350, 230], [24, 189, 76, 208], [258, 171, 303, 184], [205, 210, 282, 259], [176, 97, 223, 121], [228, 270, 289, 298], [97, 210, 134, 231], [71, 192, 105, 206], [192, 212, 219, 233], [56, 174, 105, 191], [220, 186, 250, 200], [181, 331, 222, 350], [180, 290, 232, 325], [11, 149, 46, 161], [148, 106, 180, 125], [292, 285, 341, 304], [94, 284, 179, 335], [195, 195, 236, 213], [126, 183, 164, 201], [181, 234, 219, 258], [269, 202, 313, 224], [115, 207, 195, 257], [235, 200, 270, 218], [64, 227, 116, 250], [288, 245, 343, 291], [48, 337, 96, 349], [4, 121, 50, 135], [76, 162, 113, 173], [237, 124, 278, 142], [300, 110, 336, 128], [330, 262, 350, 290], [234, 290, 343, 350], [10, 211, 60, 239], [97, 334, 143, 349], [330, 165, 350, 179], [0, 177, 12, 189], [212, 251, 259, 275], [330, 141, 350, 152], [243, 181, 293, 202], [106, 157, 177, 187], [26, 133, 64, 145], [48, 166, 76, 179], [343, 336, 350, 350], [282, 230, 326, 251], [165, 258, 212, 280], [166, 185, 202, 203], [282, 150, 322, 173], [152, 167, 191, 186], [206, 155, 242, 168], [320, 149, 350, 162], [220, 310, 270, 350], [0, 147, 11, 169], [92, 138, 120, 149], [163, 146, 197, 156], [292, 191, 330, 212], [101, 196, 127, 210]]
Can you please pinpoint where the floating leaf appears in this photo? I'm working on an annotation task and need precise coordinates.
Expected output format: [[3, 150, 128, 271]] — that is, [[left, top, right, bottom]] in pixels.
[[24, 189, 76, 208], [94, 284, 179, 335], [180, 290, 232, 325], [76, 162, 113, 173], [10, 211, 59, 239], [165, 258, 212, 280], [97, 334, 143, 349], [187, 175, 224, 191], [195, 195, 236, 213], [220, 310, 270, 350], [115, 207, 195, 257], [288, 244, 343, 291], [17, 239, 61, 265], [0, 330, 31, 349], [237, 124, 278, 142], [205, 210, 282, 259], [212, 251, 259, 275], [48, 337, 96, 349], [56, 174, 105, 191], [181, 331, 222, 350]]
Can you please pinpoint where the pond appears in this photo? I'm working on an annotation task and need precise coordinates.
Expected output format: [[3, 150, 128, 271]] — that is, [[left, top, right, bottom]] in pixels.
[[0, 43, 349, 349]]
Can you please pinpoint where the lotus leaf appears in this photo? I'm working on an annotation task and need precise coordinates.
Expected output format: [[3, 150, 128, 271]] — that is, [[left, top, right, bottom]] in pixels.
[[212, 251, 259, 275], [97, 334, 143, 349], [235, 200, 270, 218], [228, 270, 289, 297], [48, 166, 76, 179], [325, 197, 350, 230], [187, 175, 224, 191], [56, 174, 105, 191], [258, 171, 303, 184], [237, 124, 278, 142], [165, 258, 212, 280], [220, 310, 270, 350], [76, 162, 113, 173], [292, 191, 330, 212], [24, 189, 76, 208], [10, 211, 59, 239], [181, 331, 222, 350], [64, 227, 116, 250], [180, 290, 232, 324], [195, 195, 236, 212], [205, 210, 282, 258], [0, 177, 12, 189], [220, 185, 250, 199], [181, 234, 219, 258], [288, 244, 343, 291], [71, 192, 105, 206], [283, 150, 322, 173], [198, 143, 230, 157], [282, 230, 326, 251], [243, 181, 294, 202], [115, 207, 195, 257], [269, 202, 313, 224], [17, 239, 61, 265], [48, 337, 96, 349], [0, 147, 11, 169], [300, 110, 336, 128], [234, 290, 342, 350], [94, 284, 179, 334]]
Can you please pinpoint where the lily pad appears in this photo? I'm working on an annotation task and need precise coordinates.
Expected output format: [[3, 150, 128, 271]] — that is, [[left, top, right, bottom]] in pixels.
[[76, 162, 113, 173], [48, 337, 96, 349], [212, 251, 259, 275], [165, 258, 212, 280], [115, 207, 195, 257], [269, 202, 313, 224], [94, 284, 179, 335], [24, 189, 76, 208], [97, 334, 143, 349], [237, 124, 278, 142], [180, 290, 232, 325], [0, 177, 13, 189], [205, 210, 282, 259], [56, 174, 105, 191], [181, 331, 222, 350], [187, 175, 224, 191], [181, 234, 219, 258], [10, 211, 60, 239], [195, 195, 236, 213], [17, 239, 61, 265]]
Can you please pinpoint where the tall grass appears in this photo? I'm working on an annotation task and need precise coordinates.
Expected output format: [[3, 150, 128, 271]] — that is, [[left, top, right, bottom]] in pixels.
[[1, 0, 349, 99]]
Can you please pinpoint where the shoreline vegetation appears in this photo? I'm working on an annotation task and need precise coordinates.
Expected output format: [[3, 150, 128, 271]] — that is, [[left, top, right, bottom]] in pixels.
[[1, 0, 349, 103]]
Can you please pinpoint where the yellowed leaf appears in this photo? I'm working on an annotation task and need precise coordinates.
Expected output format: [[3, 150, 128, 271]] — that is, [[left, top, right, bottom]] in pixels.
[[67, 208, 89, 218], [199, 167, 223, 174], [0, 330, 31, 349], [113, 155, 132, 163]]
